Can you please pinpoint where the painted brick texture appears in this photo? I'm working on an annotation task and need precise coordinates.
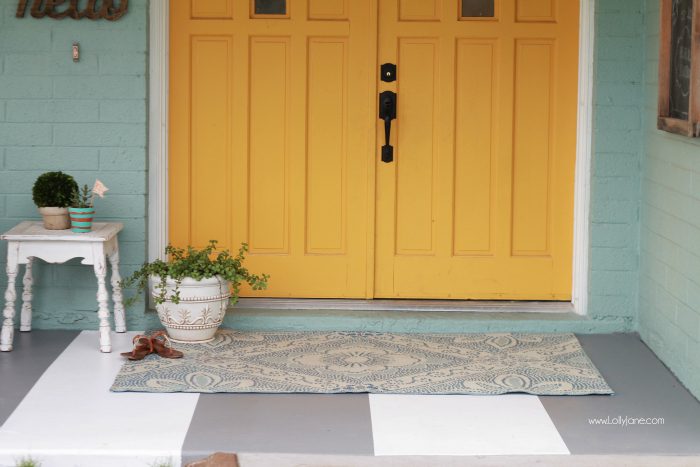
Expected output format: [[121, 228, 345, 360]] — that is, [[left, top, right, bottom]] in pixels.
[[588, 0, 644, 330], [639, 0, 700, 399], [0, 1, 645, 335], [0, 1, 154, 331]]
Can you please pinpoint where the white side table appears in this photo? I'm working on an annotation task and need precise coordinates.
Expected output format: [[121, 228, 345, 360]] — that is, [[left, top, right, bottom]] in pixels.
[[1, 221, 126, 353]]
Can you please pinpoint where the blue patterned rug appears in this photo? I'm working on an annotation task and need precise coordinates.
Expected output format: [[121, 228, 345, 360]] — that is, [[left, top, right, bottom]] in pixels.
[[111, 330, 613, 395]]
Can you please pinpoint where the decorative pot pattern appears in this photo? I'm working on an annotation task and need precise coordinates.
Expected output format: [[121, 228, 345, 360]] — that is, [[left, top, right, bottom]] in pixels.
[[153, 275, 230, 343], [38, 207, 70, 230], [68, 207, 95, 233]]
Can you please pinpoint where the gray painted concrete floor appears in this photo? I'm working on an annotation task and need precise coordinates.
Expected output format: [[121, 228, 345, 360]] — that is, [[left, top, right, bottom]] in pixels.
[[179, 333, 700, 463], [541, 334, 700, 455], [0, 330, 79, 424], [235, 454, 700, 467], [1, 331, 699, 465]]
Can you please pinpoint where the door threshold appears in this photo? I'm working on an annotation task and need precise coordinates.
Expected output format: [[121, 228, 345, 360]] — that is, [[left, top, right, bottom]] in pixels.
[[235, 298, 573, 314]]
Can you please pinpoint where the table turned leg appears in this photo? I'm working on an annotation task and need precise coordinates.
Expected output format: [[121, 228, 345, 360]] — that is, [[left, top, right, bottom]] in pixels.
[[93, 257, 112, 353], [1, 255, 19, 352], [109, 247, 126, 333], [20, 257, 34, 332]]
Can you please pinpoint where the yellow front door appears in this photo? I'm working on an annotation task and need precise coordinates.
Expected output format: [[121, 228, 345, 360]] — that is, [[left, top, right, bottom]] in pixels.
[[375, 0, 579, 299], [170, 0, 375, 297], [170, 0, 579, 300]]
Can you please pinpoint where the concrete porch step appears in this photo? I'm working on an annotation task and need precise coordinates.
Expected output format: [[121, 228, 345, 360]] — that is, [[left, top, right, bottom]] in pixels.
[[224, 306, 632, 334]]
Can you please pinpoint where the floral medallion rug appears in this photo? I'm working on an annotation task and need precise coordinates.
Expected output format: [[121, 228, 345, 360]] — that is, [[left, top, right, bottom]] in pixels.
[[110, 330, 613, 395]]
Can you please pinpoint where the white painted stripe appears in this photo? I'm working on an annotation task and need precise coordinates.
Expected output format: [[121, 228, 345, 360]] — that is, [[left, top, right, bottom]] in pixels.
[[369, 394, 570, 456], [0, 331, 199, 467]]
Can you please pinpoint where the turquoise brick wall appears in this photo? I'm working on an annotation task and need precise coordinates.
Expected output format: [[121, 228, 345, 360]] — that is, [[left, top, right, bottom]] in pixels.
[[0, 0, 645, 334], [639, 0, 700, 399], [588, 0, 644, 329], [0, 0, 157, 331]]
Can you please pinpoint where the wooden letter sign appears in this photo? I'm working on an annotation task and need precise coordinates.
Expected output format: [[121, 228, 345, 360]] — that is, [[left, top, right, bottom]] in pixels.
[[16, 0, 129, 20], [658, 0, 700, 136]]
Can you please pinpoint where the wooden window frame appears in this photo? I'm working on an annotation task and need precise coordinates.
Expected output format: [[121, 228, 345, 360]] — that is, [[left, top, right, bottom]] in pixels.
[[250, 0, 290, 19], [658, 0, 700, 137], [458, 0, 499, 21]]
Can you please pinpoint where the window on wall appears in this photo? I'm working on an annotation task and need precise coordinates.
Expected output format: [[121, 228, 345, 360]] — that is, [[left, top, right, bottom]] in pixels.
[[658, 0, 700, 136]]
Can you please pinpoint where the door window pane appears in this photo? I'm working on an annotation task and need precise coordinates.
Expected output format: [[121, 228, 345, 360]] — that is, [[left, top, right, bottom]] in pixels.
[[461, 0, 494, 17], [255, 0, 286, 15]]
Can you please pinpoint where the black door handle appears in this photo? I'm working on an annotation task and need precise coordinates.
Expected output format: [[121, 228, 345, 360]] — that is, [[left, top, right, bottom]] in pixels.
[[379, 91, 396, 163]]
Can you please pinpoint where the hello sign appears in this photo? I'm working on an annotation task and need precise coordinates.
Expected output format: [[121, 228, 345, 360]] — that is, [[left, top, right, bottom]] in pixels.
[[16, 0, 128, 20]]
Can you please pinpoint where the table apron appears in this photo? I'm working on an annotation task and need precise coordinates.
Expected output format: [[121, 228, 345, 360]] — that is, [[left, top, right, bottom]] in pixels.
[[17, 241, 102, 265]]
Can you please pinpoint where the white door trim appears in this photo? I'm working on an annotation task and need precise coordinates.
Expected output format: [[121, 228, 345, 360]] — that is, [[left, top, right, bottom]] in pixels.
[[148, 0, 168, 263], [571, 0, 595, 315], [148, 0, 595, 314]]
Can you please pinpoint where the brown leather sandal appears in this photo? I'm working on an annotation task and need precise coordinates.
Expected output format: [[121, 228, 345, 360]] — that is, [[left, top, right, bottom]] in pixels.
[[150, 331, 184, 359], [120, 335, 154, 361]]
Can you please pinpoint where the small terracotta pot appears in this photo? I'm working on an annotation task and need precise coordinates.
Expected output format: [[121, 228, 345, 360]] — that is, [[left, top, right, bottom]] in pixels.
[[68, 207, 95, 233], [38, 207, 70, 230]]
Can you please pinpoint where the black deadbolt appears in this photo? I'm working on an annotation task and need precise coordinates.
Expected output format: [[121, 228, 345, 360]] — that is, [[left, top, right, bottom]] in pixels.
[[381, 63, 397, 82]]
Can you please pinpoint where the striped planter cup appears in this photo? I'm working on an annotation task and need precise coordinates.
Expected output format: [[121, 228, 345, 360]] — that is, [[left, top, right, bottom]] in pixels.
[[68, 207, 95, 233]]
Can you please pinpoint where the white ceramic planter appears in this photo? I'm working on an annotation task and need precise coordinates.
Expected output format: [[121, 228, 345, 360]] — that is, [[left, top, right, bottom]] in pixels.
[[152, 275, 230, 343], [38, 207, 70, 230]]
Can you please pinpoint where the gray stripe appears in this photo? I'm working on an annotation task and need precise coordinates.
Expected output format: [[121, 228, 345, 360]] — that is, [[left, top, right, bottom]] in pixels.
[[0, 330, 80, 427], [540, 333, 700, 455], [235, 454, 700, 466], [181, 393, 374, 465]]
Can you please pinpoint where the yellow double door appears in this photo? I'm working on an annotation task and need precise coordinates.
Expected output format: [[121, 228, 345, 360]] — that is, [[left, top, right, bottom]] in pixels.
[[170, 0, 579, 300]]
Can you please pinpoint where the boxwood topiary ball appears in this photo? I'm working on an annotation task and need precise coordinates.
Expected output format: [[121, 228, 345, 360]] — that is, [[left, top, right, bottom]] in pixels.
[[32, 171, 79, 208]]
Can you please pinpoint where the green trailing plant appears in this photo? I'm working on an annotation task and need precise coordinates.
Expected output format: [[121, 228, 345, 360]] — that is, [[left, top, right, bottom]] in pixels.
[[149, 459, 173, 467], [121, 240, 269, 306], [32, 171, 78, 208], [15, 457, 42, 467]]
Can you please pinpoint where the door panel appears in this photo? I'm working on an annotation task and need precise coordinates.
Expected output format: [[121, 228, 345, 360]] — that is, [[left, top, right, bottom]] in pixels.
[[399, 0, 441, 21], [375, 0, 578, 299], [512, 39, 554, 256], [248, 37, 290, 254], [516, 0, 556, 22], [308, 0, 348, 20], [170, 0, 374, 297], [453, 39, 496, 256], [395, 39, 439, 255], [191, 0, 233, 19], [189, 36, 232, 249], [307, 38, 348, 254]]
